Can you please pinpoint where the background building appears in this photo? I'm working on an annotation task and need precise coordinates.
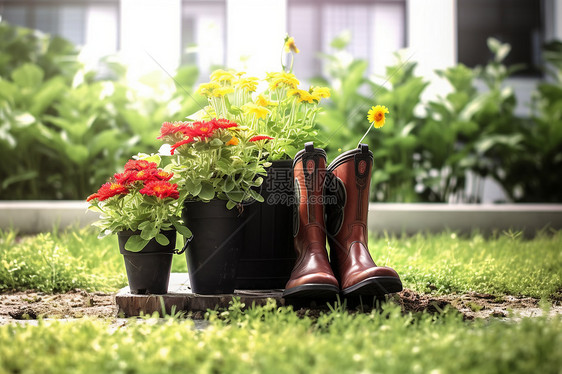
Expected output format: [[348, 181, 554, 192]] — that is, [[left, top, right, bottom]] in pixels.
[[2, 0, 560, 103]]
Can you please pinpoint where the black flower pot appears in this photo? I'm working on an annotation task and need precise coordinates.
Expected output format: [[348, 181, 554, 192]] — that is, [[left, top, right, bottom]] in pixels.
[[182, 199, 247, 294], [236, 159, 296, 289], [118, 229, 176, 295]]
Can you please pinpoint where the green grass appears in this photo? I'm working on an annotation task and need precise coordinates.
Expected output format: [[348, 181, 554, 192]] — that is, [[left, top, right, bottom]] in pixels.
[[1, 227, 561, 299], [369, 230, 562, 299], [0, 300, 561, 374], [0, 227, 187, 293]]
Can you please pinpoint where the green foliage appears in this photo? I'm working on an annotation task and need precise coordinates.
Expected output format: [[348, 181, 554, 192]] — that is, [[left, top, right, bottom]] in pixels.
[[314, 36, 430, 202], [159, 119, 270, 209], [493, 40, 562, 202], [0, 22, 200, 200], [0, 227, 125, 292], [86, 155, 190, 252], [370, 230, 562, 299], [317, 35, 562, 203], [0, 302, 561, 373]]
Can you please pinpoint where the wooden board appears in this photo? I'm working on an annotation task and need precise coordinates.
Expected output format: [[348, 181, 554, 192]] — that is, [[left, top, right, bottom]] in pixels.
[[115, 273, 285, 317]]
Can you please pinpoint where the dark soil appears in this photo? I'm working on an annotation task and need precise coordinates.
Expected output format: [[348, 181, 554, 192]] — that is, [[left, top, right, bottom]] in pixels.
[[1, 288, 560, 324]]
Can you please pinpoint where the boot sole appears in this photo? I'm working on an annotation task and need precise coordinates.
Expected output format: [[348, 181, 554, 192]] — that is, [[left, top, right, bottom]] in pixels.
[[341, 276, 403, 297], [282, 284, 339, 299]]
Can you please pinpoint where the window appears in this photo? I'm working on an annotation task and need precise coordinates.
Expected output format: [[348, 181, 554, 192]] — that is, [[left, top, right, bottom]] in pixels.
[[287, 0, 406, 80], [457, 0, 544, 77], [181, 0, 226, 78]]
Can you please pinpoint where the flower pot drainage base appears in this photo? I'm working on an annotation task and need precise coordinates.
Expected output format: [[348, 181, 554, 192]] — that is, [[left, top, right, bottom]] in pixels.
[[115, 273, 286, 317]]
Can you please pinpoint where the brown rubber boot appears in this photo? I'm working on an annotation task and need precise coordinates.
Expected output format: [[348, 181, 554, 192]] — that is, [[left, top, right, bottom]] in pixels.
[[325, 144, 402, 297], [283, 142, 339, 298]]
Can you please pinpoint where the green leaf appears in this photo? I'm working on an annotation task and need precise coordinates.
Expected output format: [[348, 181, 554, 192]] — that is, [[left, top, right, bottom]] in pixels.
[[226, 200, 237, 210], [140, 224, 158, 240], [155, 233, 170, 246], [226, 190, 245, 202], [11, 63, 44, 89], [64, 144, 89, 165], [172, 222, 192, 238], [198, 181, 215, 200], [124, 235, 149, 252], [210, 138, 223, 147], [223, 177, 235, 193]]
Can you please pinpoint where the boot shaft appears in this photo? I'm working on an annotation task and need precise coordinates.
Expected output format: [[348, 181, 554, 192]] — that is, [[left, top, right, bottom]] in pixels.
[[293, 142, 328, 236], [325, 144, 373, 237]]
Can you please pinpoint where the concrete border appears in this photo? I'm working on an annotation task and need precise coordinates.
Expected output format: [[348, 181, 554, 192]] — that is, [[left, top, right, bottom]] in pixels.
[[1, 201, 561, 235], [367, 203, 562, 236]]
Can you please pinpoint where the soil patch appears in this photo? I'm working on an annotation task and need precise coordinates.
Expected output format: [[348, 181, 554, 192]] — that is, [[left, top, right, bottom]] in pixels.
[[0, 290, 116, 323], [1, 288, 560, 323]]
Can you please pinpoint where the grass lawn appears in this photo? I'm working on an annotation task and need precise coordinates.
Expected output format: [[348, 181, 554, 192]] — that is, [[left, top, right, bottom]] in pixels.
[[0, 227, 561, 374], [1, 227, 560, 299], [0, 300, 561, 374]]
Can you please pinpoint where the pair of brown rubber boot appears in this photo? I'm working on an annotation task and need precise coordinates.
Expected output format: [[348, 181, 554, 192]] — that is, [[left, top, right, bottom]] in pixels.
[[283, 142, 402, 298]]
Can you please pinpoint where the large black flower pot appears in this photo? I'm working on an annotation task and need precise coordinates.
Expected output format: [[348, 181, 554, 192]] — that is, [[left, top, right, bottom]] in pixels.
[[236, 159, 296, 289], [182, 199, 246, 294], [118, 229, 176, 295]]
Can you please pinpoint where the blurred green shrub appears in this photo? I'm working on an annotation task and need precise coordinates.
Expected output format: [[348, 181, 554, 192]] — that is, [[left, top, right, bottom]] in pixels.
[[1, 21, 561, 202], [316, 34, 562, 203], [0, 22, 200, 200], [494, 40, 562, 202]]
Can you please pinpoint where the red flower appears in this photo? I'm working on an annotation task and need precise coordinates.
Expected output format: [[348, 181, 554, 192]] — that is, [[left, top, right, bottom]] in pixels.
[[212, 118, 239, 129], [151, 169, 174, 181], [182, 120, 217, 140], [86, 193, 99, 202], [113, 171, 135, 185], [249, 135, 274, 142], [94, 182, 129, 201], [170, 138, 194, 155], [140, 181, 179, 199], [124, 159, 158, 172], [156, 122, 185, 139]]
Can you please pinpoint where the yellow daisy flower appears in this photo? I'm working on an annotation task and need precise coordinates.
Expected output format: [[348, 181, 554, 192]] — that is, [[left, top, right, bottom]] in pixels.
[[367, 105, 389, 128], [212, 87, 234, 98], [210, 69, 236, 84], [242, 103, 270, 119], [236, 77, 259, 92], [267, 72, 300, 89], [197, 82, 220, 97], [284, 36, 300, 54], [255, 94, 278, 107], [288, 89, 315, 103], [311, 86, 331, 99]]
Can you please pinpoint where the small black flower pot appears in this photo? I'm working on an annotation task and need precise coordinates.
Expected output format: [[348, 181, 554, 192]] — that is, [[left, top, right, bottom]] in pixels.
[[118, 229, 176, 295]]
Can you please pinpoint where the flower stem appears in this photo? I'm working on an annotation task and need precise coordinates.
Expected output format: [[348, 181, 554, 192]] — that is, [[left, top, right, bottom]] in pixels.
[[357, 124, 372, 147]]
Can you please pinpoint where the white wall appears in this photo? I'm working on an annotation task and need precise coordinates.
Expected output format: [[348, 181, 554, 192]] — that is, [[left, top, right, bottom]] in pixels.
[[406, 0, 457, 102], [120, 0, 181, 78], [226, 0, 287, 76]]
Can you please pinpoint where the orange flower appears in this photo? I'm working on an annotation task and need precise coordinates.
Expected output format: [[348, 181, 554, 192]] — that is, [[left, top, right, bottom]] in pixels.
[[226, 137, 239, 146]]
